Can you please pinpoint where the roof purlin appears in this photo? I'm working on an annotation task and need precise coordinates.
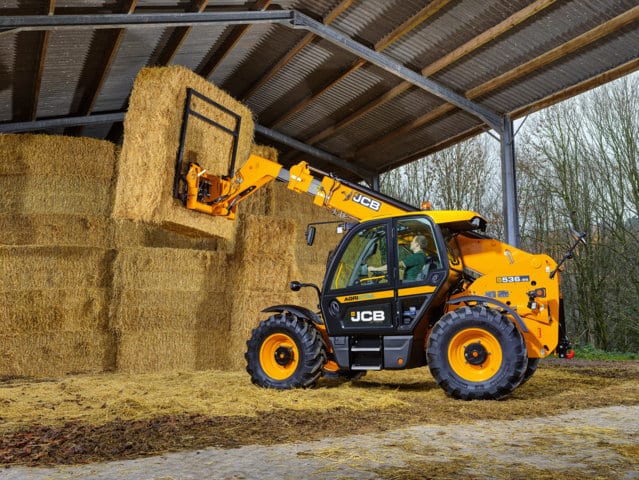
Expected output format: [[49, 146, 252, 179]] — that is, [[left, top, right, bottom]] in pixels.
[[239, 0, 355, 101]]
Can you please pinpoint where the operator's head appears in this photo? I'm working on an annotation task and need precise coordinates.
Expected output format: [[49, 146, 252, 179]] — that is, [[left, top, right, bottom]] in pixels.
[[412, 235, 428, 252]]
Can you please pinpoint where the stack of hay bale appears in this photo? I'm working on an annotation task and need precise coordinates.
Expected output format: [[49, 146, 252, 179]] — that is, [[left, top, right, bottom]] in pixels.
[[0, 135, 117, 377], [109, 65, 253, 373], [0, 66, 340, 378]]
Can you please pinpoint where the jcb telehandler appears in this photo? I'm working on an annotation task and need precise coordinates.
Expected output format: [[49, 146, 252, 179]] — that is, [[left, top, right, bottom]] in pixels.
[[174, 90, 579, 400]]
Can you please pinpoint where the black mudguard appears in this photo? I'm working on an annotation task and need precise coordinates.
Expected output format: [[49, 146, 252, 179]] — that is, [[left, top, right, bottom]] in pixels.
[[262, 304, 324, 325], [447, 295, 528, 333]]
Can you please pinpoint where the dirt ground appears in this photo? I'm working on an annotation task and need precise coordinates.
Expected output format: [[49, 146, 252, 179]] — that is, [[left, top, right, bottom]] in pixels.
[[1, 359, 638, 478]]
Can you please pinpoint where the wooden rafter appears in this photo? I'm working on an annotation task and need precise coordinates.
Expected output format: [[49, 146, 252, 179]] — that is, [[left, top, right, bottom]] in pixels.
[[390, 57, 639, 170], [355, 4, 639, 158], [391, 58, 639, 172], [28, 0, 55, 121], [511, 57, 639, 119], [107, 0, 206, 143], [269, 0, 450, 128], [305, 0, 556, 146], [197, 0, 271, 80], [374, 0, 448, 51], [239, 0, 354, 101]]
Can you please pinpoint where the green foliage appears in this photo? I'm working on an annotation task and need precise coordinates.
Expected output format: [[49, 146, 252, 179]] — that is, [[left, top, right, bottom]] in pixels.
[[573, 344, 639, 361]]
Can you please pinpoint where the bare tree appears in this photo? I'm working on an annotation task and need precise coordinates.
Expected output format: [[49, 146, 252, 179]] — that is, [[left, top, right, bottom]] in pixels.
[[518, 73, 639, 351], [380, 135, 501, 235]]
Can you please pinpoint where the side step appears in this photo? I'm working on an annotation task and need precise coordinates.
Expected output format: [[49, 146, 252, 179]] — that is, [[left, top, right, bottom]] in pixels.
[[351, 364, 382, 371], [350, 337, 383, 370]]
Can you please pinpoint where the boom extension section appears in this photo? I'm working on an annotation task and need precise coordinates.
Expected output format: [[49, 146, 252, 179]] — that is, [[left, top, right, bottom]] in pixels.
[[179, 154, 416, 222]]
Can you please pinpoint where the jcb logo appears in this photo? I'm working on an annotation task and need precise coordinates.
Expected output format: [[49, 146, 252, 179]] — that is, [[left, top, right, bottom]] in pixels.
[[350, 310, 385, 322], [352, 193, 381, 212]]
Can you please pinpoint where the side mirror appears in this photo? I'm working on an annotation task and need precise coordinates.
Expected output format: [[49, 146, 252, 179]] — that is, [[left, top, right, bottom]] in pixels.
[[571, 229, 587, 246], [305, 226, 316, 246]]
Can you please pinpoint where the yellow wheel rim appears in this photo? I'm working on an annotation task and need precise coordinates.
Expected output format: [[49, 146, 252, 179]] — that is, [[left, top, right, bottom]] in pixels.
[[260, 333, 299, 380], [448, 328, 503, 382]]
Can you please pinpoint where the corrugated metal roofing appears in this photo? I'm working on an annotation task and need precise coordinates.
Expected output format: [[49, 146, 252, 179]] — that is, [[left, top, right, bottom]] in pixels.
[[1, 0, 638, 181]]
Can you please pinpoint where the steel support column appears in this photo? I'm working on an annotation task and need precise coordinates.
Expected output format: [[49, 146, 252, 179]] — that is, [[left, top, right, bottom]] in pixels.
[[501, 115, 520, 247], [371, 174, 380, 192]]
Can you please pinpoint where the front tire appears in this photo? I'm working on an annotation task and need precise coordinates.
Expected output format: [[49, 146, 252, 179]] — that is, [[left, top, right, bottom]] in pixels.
[[427, 306, 527, 400], [519, 357, 540, 386], [246, 313, 326, 389]]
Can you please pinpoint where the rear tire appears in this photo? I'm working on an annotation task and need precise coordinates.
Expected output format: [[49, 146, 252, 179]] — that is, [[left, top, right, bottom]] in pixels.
[[427, 306, 527, 400], [246, 313, 326, 389]]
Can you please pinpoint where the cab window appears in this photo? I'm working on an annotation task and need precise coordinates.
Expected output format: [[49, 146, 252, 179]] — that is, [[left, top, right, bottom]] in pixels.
[[396, 218, 441, 283], [327, 223, 389, 291]]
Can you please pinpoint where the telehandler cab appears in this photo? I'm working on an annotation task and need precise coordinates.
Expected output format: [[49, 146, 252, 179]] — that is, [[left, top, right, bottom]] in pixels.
[[173, 89, 578, 400]]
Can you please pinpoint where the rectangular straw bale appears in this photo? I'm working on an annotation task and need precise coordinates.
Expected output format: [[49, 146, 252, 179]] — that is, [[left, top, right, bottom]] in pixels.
[[0, 288, 109, 333], [0, 214, 111, 247], [113, 65, 254, 240], [116, 327, 231, 372], [0, 175, 113, 216], [238, 182, 274, 216], [238, 144, 281, 216], [263, 181, 344, 265], [112, 218, 226, 251], [232, 253, 297, 292], [0, 331, 114, 378], [111, 289, 231, 332], [0, 246, 114, 291], [250, 144, 279, 162], [234, 213, 297, 258], [292, 263, 327, 293], [193, 327, 232, 370], [269, 180, 341, 223], [113, 247, 229, 292], [115, 330, 199, 373], [0, 133, 116, 178]]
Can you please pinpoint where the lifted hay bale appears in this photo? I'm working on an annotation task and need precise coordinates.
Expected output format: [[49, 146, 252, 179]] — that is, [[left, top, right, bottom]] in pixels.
[[113, 65, 254, 240]]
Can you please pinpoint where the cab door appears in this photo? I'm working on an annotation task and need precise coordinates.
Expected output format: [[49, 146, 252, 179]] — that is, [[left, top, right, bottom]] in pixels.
[[321, 220, 397, 336]]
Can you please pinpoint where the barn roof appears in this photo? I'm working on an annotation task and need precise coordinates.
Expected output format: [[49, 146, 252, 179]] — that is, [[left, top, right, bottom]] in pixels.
[[1, 0, 638, 182]]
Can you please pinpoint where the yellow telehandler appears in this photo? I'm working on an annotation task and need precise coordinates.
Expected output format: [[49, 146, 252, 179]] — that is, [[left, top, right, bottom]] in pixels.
[[173, 90, 580, 400]]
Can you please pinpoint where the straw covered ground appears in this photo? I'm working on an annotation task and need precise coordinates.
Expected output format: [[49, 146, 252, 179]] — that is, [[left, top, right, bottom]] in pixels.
[[0, 359, 638, 474]]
